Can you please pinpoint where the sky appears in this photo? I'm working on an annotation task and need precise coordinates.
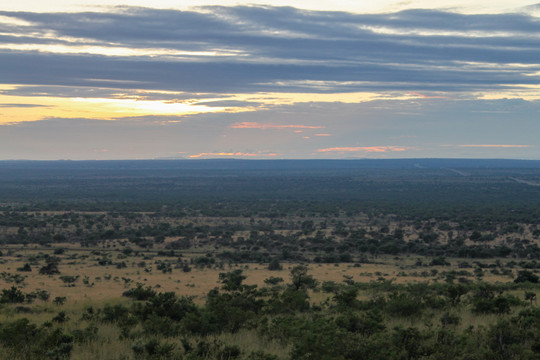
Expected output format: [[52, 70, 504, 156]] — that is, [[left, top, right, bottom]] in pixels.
[[0, 1, 539, 160]]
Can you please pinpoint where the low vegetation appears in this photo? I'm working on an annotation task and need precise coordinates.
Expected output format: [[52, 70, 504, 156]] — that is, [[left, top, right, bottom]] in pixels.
[[0, 159, 539, 359]]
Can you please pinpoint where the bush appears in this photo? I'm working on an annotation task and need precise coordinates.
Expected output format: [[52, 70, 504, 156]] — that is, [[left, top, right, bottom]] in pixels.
[[385, 292, 423, 317], [32, 289, 50, 301], [1, 286, 26, 304], [246, 351, 279, 360], [268, 259, 283, 271], [17, 263, 32, 272], [514, 270, 539, 284], [264, 276, 284, 285], [52, 311, 69, 323], [0, 319, 74, 359], [123, 283, 157, 301], [335, 310, 385, 335], [39, 256, 60, 275], [59, 275, 79, 284], [430, 256, 450, 266], [53, 296, 67, 305], [132, 338, 176, 359], [140, 292, 196, 322], [142, 314, 181, 337], [72, 325, 98, 344]]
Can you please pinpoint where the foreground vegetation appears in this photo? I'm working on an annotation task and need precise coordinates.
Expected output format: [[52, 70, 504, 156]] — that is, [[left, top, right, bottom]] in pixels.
[[0, 263, 539, 359]]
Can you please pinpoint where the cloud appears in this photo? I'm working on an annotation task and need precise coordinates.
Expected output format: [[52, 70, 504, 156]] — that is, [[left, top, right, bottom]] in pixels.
[[314, 133, 331, 136], [0, 97, 539, 160], [317, 146, 408, 153], [456, 144, 534, 148], [0, 103, 49, 108], [196, 100, 262, 108], [0, 6, 539, 95], [230, 122, 324, 129], [0, 85, 222, 101], [408, 92, 446, 99]]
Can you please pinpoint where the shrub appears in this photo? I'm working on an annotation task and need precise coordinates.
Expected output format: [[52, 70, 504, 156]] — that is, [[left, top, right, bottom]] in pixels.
[[53, 296, 67, 305], [59, 275, 79, 284], [32, 289, 51, 301], [1, 286, 26, 304], [39, 256, 60, 275], [430, 256, 450, 266], [246, 351, 279, 360], [102, 304, 131, 323], [123, 283, 157, 301], [52, 311, 69, 323], [514, 270, 539, 284], [385, 292, 423, 317], [17, 263, 32, 272], [335, 310, 385, 335], [142, 314, 181, 337], [132, 339, 176, 359], [268, 259, 283, 271], [72, 325, 98, 344], [0, 319, 74, 359], [140, 292, 196, 322], [264, 276, 284, 285]]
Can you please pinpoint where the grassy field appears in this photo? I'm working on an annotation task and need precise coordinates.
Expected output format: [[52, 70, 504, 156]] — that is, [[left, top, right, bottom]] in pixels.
[[1, 244, 536, 360], [0, 244, 519, 303]]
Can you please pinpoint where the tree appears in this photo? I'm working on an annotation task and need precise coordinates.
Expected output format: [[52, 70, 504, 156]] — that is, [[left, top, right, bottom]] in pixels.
[[514, 270, 539, 284], [17, 263, 32, 272], [525, 292, 537, 306], [268, 259, 283, 271], [219, 270, 247, 292], [39, 256, 60, 275], [333, 286, 359, 309], [290, 265, 318, 291], [445, 283, 468, 305]]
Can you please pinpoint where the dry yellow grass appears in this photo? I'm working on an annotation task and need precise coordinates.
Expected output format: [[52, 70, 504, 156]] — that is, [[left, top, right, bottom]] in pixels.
[[0, 245, 518, 307]]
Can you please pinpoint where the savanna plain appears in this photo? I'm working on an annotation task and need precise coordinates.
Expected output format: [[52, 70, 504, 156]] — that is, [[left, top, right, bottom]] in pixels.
[[0, 159, 540, 360]]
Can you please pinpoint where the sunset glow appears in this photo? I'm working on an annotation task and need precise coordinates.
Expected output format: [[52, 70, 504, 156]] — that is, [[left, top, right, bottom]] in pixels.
[[0, 1, 539, 159]]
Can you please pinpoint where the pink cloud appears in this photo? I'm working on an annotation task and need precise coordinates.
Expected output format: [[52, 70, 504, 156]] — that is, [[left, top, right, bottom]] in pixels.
[[314, 134, 331, 136], [317, 146, 408, 153], [231, 121, 324, 130], [408, 92, 445, 99]]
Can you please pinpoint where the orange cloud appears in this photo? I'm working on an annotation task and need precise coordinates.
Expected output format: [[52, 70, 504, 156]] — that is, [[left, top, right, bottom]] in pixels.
[[188, 152, 277, 158], [456, 144, 533, 148], [408, 92, 445, 99], [314, 133, 331, 136], [317, 146, 407, 153], [231, 121, 324, 130]]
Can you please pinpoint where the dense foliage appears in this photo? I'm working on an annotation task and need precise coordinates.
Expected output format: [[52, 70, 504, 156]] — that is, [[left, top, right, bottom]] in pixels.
[[1, 267, 539, 359]]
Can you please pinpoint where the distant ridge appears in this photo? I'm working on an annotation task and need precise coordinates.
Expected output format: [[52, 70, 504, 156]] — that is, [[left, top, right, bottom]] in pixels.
[[1, 158, 540, 170]]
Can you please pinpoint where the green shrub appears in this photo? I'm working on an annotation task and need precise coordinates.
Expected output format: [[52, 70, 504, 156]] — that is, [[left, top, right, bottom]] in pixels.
[[1, 286, 26, 304], [0, 318, 74, 359], [514, 270, 539, 284], [123, 283, 157, 300]]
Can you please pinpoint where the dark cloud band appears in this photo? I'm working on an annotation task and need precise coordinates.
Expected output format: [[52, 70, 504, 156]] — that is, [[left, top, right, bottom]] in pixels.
[[0, 6, 539, 94]]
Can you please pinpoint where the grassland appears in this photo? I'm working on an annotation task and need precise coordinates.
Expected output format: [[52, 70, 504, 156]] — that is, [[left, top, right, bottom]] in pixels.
[[0, 160, 540, 359]]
